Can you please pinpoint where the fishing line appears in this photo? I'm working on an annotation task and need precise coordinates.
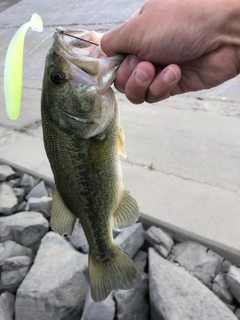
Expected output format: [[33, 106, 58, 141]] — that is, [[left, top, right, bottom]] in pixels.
[[59, 30, 99, 46], [24, 31, 54, 59]]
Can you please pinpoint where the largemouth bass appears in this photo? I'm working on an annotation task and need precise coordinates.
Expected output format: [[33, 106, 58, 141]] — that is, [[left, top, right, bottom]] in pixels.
[[41, 28, 141, 302]]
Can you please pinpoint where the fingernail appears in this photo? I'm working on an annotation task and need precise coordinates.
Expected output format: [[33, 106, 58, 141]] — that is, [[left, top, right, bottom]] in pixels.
[[134, 68, 149, 85], [128, 55, 141, 68], [163, 67, 177, 84]]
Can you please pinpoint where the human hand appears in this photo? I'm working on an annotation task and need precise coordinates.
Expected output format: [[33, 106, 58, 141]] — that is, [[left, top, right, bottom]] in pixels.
[[101, 0, 240, 104]]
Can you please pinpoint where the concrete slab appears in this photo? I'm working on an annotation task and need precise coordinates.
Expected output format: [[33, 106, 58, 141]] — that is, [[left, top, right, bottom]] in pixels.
[[123, 163, 240, 255], [117, 93, 240, 192], [0, 127, 50, 174]]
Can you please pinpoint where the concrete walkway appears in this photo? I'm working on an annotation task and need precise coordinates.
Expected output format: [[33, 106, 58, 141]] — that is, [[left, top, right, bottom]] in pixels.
[[0, 0, 240, 259]]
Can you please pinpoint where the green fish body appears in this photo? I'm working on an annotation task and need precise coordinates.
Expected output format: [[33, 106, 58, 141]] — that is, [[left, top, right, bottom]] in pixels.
[[41, 28, 140, 302]]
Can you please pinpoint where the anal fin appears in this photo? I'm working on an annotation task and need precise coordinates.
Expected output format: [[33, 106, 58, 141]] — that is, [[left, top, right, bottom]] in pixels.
[[112, 189, 139, 230], [50, 187, 77, 236]]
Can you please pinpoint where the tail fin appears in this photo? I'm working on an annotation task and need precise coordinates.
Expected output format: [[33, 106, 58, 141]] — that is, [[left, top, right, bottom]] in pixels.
[[88, 244, 141, 302]]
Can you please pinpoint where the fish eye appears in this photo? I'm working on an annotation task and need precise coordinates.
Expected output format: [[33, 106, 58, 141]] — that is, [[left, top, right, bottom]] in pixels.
[[50, 71, 64, 84]]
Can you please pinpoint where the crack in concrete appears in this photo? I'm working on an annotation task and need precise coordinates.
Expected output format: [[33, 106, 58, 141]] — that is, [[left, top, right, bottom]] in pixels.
[[0, 120, 42, 134], [0, 126, 14, 139], [122, 158, 239, 193], [14, 120, 42, 134]]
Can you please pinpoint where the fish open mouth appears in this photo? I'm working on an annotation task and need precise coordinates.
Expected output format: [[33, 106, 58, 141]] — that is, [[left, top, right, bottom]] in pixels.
[[53, 27, 124, 78], [54, 27, 105, 62]]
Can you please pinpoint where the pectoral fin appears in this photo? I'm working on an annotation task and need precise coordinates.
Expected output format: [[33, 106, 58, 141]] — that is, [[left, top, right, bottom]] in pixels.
[[50, 187, 77, 236], [112, 189, 139, 230], [118, 126, 126, 158]]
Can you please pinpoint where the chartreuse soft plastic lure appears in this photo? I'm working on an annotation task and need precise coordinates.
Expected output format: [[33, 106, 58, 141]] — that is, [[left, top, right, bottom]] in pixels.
[[4, 13, 43, 120]]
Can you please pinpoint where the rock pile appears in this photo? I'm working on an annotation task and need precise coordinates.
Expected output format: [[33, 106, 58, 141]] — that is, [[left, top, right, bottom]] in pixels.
[[0, 163, 240, 320]]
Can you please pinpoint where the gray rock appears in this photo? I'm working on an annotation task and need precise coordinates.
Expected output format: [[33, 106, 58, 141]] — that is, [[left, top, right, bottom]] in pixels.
[[12, 187, 25, 202], [114, 273, 149, 320], [32, 208, 51, 220], [25, 196, 52, 215], [81, 289, 115, 320], [64, 219, 89, 253], [223, 260, 232, 273], [37, 208, 50, 220], [16, 201, 27, 213], [20, 174, 39, 194], [171, 241, 222, 287], [145, 226, 174, 257], [25, 181, 48, 200], [0, 240, 34, 267], [0, 183, 18, 216], [0, 165, 18, 182], [133, 250, 148, 273], [235, 309, 240, 319], [227, 266, 240, 303], [46, 186, 54, 197], [225, 303, 237, 312], [149, 248, 237, 320], [0, 292, 15, 320], [15, 232, 89, 320], [1, 256, 32, 293], [0, 211, 49, 251], [154, 244, 169, 258], [5, 177, 21, 188], [208, 249, 224, 263], [115, 223, 145, 258], [212, 273, 234, 304]]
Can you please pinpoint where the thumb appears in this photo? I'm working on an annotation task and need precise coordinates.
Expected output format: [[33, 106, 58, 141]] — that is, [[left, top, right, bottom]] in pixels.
[[100, 12, 140, 57], [100, 25, 127, 57]]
